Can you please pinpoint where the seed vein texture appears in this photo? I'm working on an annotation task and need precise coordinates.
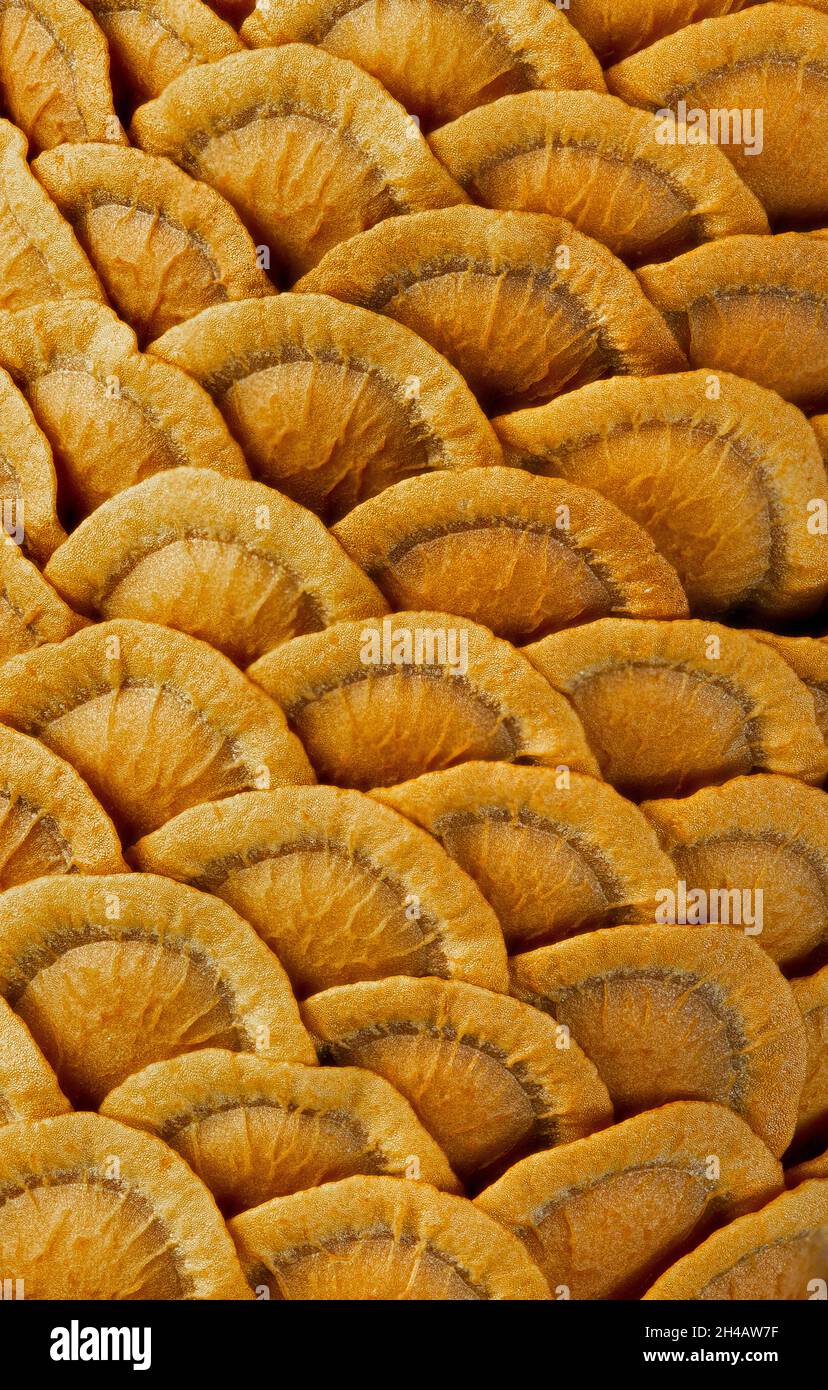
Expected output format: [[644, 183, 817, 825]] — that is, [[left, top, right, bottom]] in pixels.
[[0, 0, 825, 1305]]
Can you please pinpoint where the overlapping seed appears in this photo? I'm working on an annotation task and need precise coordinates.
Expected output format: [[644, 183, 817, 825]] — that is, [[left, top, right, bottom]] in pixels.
[[0, 0, 825, 1303]]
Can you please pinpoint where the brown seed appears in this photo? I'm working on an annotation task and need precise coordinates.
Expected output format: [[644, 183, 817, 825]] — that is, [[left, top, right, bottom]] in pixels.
[[302, 976, 612, 1181], [429, 91, 767, 264], [130, 785, 510, 996], [643, 775, 828, 973], [0, 1112, 251, 1298], [34, 143, 273, 345], [228, 1175, 552, 1299], [525, 618, 828, 799], [638, 235, 828, 412], [0, 0, 126, 152], [241, 0, 605, 130], [130, 47, 466, 282], [44, 469, 387, 666], [476, 1102, 782, 1299], [0, 873, 317, 1104], [494, 371, 828, 619], [333, 468, 688, 641], [510, 924, 807, 1157], [101, 1051, 461, 1212], [374, 763, 675, 952], [0, 620, 314, 840], [149, 296, 503, 519], [248, 611, 600, 790], [296, 207, 687, 413], [643, 1180, 828, 1299], [608, 5, 828, 224]]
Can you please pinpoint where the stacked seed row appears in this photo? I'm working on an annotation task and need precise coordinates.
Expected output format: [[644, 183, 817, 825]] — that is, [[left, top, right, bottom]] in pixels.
[[0, 0, 826, 1301]]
